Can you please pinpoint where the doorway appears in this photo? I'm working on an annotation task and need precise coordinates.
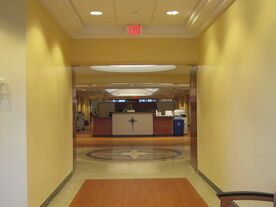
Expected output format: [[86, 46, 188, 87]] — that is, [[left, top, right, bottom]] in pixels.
[[49, 65, 206, 207], [73, 65, 192, 164]]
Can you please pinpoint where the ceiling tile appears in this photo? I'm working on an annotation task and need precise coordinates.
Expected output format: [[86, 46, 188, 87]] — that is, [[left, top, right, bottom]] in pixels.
[[39, 0, 235, 38], [71, 0, 116, 26], [152, 0, 200, 26], [114, 0, 156, 26]]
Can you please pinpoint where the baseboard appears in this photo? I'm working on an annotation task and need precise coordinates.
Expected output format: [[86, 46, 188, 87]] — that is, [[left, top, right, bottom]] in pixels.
[[40, 171, 73, 207], [198, 170, 239, 207]]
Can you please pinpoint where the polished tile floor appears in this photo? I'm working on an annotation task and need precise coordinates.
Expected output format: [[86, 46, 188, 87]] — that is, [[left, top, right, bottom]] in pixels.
[[48, 145, 221, 207]]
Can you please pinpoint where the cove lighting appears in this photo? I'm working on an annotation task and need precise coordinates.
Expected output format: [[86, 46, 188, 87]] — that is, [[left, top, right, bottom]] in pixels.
[[105, 89, 159, 97], [90, 11, 103, 16], [166, 11, 179, 15], [90, 65, 176, 73]]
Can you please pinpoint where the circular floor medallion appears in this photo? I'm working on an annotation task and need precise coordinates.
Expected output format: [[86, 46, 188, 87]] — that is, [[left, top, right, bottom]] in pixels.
[[86, 148, 182, 161]]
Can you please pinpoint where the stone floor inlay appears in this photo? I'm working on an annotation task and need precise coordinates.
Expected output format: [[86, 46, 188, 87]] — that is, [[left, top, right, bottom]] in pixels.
[[85, 147, 183, 161]]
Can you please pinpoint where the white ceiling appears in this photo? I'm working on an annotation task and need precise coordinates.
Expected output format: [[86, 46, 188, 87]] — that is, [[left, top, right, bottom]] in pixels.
[[71, 0, 197, 26], [39, 0, 235, 38]]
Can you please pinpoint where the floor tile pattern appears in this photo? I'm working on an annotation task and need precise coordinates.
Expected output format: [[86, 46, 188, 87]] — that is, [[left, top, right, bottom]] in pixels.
[[48, 146, 221, 207]]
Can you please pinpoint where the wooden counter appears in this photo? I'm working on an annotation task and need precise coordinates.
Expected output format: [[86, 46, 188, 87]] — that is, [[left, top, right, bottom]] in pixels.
[[93, 115, 173, 137], [92, 117, 112, 136], [153, 117, 173, 136]]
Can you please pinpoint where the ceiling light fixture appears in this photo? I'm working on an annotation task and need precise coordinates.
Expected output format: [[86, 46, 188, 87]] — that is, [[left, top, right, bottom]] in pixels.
[[76, 84, 89, 87], [105, 89, 159, 97], [166, 10, 179, 16], [90, 11, 103, 16], [90, 65, 176, 73]]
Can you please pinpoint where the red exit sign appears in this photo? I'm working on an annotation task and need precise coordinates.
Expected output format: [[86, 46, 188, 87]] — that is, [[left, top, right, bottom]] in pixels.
[[128, 25, 141, 36]]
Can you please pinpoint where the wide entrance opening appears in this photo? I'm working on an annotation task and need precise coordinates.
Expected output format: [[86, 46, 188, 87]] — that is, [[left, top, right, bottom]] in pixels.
[[74, 65, 191, 162], [47, 65, 219, 207]]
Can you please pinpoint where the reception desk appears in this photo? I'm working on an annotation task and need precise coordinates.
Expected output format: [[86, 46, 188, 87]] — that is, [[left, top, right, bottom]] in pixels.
[[92, 117, 112, 136], [92, 113, 173, 137], [153, 117, 173, 136], [112, 113, 153, 136]]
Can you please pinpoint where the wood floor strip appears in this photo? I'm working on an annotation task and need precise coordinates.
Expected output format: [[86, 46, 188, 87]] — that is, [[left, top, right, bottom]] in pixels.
[[70, 178, 208, 207]]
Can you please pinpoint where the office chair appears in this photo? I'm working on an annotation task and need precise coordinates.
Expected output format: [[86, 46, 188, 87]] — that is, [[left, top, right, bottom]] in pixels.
[[217, 190, 275, 207]]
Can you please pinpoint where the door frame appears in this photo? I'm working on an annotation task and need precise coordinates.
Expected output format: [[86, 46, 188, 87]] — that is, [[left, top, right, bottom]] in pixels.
[[72, 69, 77, 170], [71, 64, 198, 170], [190, 65, 198, 171]]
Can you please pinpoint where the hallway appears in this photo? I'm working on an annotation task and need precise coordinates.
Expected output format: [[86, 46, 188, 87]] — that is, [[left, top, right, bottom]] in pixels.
[[48, 144, 220, 206], [1, 0, 276, 206]]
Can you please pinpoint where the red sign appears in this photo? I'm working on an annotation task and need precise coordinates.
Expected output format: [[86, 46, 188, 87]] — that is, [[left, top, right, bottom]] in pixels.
[[128, 25, 141, 36]]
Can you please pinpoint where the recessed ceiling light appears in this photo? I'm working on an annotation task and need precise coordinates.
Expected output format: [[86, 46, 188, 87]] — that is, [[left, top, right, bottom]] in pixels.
[[166, 11, 179, 16], [90, 65, 176, 73], [90, 11, 103, 16]]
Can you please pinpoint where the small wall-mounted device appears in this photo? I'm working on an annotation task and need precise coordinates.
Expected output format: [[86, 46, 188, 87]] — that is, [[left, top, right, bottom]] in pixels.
[[0, 78, 6, 84], [0, 78, 11, 109], [0, 78, 8, 95]]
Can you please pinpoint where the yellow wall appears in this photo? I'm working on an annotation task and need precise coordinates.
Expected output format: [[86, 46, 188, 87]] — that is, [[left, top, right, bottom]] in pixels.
[[178, 96, 189, 117], [77, 96, 91, 121], [72, 38, 199, 66], [198, 0, 276, 201], [0, 0, 27, 206], [175, 96, 189, 112], [27, 0, 73, 206]]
